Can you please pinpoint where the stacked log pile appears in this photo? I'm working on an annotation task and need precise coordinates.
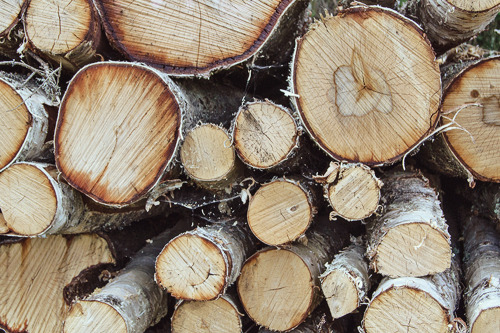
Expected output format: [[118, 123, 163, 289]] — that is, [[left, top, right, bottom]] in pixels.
[[0, 0, 499, 332]]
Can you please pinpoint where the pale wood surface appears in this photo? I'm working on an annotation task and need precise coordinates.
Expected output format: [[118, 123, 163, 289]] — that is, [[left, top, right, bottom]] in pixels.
[[0, 213, 8, 233], [446, 0, 500, 12], [291, 7, 440, 165], [0, 0, 23, 33], [64, 301, 127, 333]]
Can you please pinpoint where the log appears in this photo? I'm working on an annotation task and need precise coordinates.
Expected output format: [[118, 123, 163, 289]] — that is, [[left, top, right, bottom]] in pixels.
[[63, 226, 179, 333], [362, 260, 461, 333], [24, 0, 103, 70], [290, 6, 441, 166], [315, 162, 382, 221], [366, 170, 452, 277], [93, 0, 309, 76], [421, 56, 500, 183], [170, 293, 243, 333], [0, 212, 8, 234], [155, 221, 255, 301], [463, 215, 500, 333], [258, 307, 346, 333], [237, 222, 349, 331], [320, 240, 370, 319], [0, 162, 169, 236], [180, 123, 242, 190], [232, 100, 300, 170], [54, 61, 183, 207], [246, 177, 318, 245], [0, 0, 26, 58]]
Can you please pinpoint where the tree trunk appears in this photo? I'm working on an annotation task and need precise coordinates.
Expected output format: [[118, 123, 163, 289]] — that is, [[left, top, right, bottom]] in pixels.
[[246, 177, 319, 246], [290, 5, 441, 166], [320, 239, 370, 319], [155, 221, 256, 301], [237, 221, 349, 331], [463, 215, 500, 333], [366, 170, 452, 277]]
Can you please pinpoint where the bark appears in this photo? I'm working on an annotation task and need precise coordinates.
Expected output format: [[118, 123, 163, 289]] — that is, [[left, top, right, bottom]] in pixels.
[[237, 220, 350, 331], [155, 221, 256, 301], [290, 5, 441, 166], [366, 170, 452, 277], [463, 215, 500, 333]]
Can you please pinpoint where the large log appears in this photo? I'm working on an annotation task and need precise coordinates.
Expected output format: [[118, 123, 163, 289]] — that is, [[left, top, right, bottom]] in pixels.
[[290, 5, 441, 166]]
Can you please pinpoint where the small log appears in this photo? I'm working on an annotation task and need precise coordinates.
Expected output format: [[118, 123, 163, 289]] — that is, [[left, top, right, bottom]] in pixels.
[[232, 100, 299, 170], [171, 293, 243, 333], [155, 221, 255, 301], [315, 162, 382, 221], [421, 56, 500, 183], [463, 215, 500, 333], [320, 240, 370, 319], [63, 227, 179, 333], [237, 222, 349, 331], [0, 162, 169, 236], [54, 61, 183, 207], [366, 170, 452, 277], [246, 177, 318, 246], [24, 0, 103, 70], [0, 0, 26, 58], [290, 6, 440, 166], [180, 123, 242, 190], [362, 260, 461, 333]]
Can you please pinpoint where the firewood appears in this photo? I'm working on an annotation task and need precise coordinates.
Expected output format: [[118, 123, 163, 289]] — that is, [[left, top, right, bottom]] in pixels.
[[315, 162, 382, 221], [362, 260, 461, 333], [290, 6, 441, 166], [24, 0, 103, 70], [232, 100, 299, 170], [0, 212, 9, 234], [246, 177, 317, 246], [155, 221, 255, 301], [180, 124, 242, 190], [320, 240, 370, 319], [421, 56, 500, 184], [63, 227, 179, 333], [0, 162, 169, 236], [237, 222, 349, 331], [258, 307, 346, 333], [171, 293, 243, 333], [0, 0, 26, 58], [93, 0, 309, 76], [463, 215, 500, 333], [54, 61, 183, 207], [366, 170, 452, 277]]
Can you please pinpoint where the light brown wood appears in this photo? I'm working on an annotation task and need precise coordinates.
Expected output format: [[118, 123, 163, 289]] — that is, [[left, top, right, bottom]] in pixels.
[[54, 62, 182, 207], [0, 212, 8, 233], [291, 6, 440, 166], [232, 100, 299, 169], [0, 0, 23, 35], [93, 0, 307, 75], [0, 234, 115, 333], [171, 295, 242, 333], [180, 124, 239, 190], [366, 171, 451, 277], [247, 178, 314, 245]]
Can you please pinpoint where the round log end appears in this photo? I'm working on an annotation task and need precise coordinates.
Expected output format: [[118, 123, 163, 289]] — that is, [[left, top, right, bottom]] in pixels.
[[448, 0, 500, 12], [374, 223, 451, 277], [233, 101, 298, 169], [155, 233, 227, 301], [64, 300, 127, 333], [321, 269, 358, 319], [54, 62, 181, 206], [471, 306, 500, 333], [0, 163, 57, 236], [247, 179, 312, 246], [237, 248, 314, 331]]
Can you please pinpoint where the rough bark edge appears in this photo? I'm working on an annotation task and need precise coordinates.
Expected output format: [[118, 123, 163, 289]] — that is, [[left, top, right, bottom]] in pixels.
[[289, 5, 440, 167], [54, 61, 185, 207], [93, 0, 309, 77]]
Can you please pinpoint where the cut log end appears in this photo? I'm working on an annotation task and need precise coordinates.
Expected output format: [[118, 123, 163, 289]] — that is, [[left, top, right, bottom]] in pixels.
[[64, 301, 127, 333], [233, 100, 298, 169], [55, 62, 181, 206], [171, 297, 242, 333], [155, 233, 227, 301], [0, 163, 57, 236], [247, 179, 312, 245], [0, 212, 8, 234], [292, 7, 440, 165], [442, 57, 500, 182], [448, 0, 500, 12], [363, 286, 450, 333], [0, 0, 23, 35], [471, 307, 500, 333], [237, 248, 313, 331], [374, 223, 451, 277], [321, 270, 358, 319]]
